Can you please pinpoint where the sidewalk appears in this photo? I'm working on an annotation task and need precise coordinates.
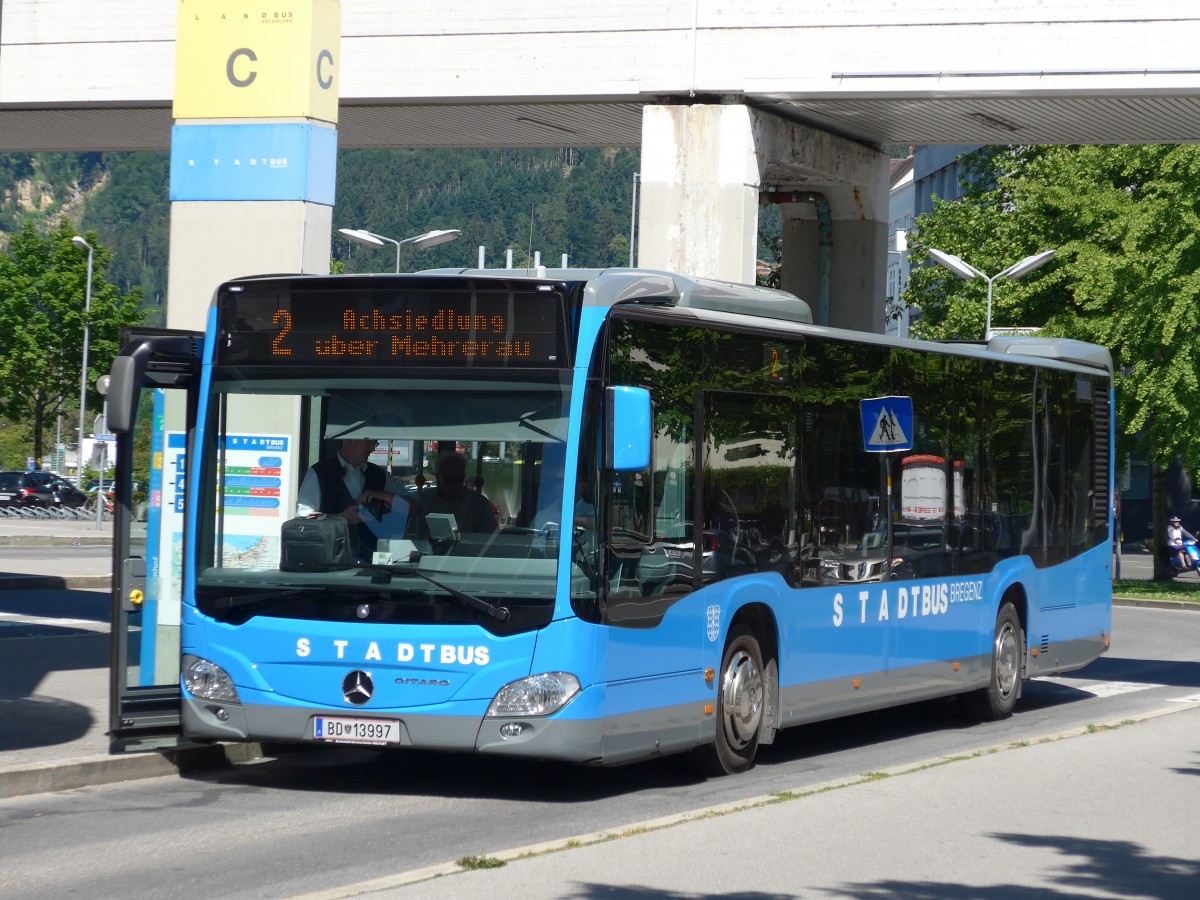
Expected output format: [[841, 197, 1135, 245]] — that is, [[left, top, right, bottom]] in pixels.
[[326, 705, 1200, 900], [0, 517, 250, 797], [0, 514, 114, 590]]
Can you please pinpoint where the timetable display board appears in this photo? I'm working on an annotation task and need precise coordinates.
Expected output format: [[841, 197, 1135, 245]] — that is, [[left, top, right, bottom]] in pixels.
[[217, 281, 568, 368]]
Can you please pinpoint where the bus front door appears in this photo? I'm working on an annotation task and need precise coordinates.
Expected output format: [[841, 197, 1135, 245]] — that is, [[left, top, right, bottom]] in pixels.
[[108, 329, 202, 751]]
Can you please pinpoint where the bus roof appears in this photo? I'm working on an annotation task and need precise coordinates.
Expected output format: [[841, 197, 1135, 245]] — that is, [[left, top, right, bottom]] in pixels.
[[219, 268, 1111, 375], [418, 266, 814, 324]]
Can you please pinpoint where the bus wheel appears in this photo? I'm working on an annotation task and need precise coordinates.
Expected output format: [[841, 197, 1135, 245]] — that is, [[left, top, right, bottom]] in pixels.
[[963, 601, 1022, 720], [692, 625, 764, 776]]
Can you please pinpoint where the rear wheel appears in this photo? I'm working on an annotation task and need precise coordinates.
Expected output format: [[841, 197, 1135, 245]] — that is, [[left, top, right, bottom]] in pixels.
[[963, 601, 1023, 720], [691, 625, 764, 776]]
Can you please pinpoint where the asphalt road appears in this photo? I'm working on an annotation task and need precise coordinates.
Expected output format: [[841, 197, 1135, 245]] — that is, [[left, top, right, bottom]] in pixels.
[[1, 605, 1197, 900]]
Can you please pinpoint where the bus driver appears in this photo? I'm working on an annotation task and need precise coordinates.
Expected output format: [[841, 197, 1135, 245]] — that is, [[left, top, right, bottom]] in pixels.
[[296, 437, 419, 558]]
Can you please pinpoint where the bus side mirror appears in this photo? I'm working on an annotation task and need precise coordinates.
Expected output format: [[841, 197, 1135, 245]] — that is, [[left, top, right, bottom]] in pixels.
[[607, 386, 651, 472], [107, 355, 140, 435]]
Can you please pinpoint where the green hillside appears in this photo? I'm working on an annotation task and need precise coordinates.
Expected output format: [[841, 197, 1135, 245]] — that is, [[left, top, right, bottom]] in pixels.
[[1, 148, 649, 307], [1, 146, 787, 313]]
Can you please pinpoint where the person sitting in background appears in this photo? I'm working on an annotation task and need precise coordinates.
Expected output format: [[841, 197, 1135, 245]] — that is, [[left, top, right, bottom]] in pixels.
[[417, 451, 497, 534], [1167, 515, 1196, 570], [532, 460, 595, 530]]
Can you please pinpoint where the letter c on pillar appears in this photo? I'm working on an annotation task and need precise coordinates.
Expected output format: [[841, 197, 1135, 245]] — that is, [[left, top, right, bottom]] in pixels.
[[317, 49, 334, 90], [227, 48, 258, 88]]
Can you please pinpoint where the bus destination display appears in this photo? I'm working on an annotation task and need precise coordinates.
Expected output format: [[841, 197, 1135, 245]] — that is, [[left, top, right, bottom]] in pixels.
[[219, 288, 565, 367]]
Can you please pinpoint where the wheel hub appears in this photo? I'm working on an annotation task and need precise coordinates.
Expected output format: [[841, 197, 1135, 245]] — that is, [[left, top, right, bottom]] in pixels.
[[995, 621, 1019, 700], [721, 649, 763, 749]]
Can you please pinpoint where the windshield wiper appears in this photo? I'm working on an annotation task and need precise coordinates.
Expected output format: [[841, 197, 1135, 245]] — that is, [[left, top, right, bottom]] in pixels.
[[368, 565, 511, 623], [210, 587, 323, 612], [518, 403, 565, 442]]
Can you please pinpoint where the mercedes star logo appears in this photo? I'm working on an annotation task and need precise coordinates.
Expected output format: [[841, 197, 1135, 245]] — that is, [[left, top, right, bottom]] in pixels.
[[342, 670, 374, 706]]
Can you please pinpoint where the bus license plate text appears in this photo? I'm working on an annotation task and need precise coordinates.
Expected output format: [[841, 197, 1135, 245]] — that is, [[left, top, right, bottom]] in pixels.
[[312, 716, 400, 745]]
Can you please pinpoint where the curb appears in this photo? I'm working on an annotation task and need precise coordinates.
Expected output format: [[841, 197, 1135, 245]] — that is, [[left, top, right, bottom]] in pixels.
[[1113, 596, 1200, 611], [0, 535, 111, 547], [0, 575, 111, 591], [0, 742, 266, 801]]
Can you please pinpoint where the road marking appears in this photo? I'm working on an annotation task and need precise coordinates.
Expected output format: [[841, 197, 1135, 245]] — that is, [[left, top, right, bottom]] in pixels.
[[0, 612, 101, 627], [1167, 692, 1200, 703], [1076, 680, 1163, 698], [1041, 678, 1163, 698]]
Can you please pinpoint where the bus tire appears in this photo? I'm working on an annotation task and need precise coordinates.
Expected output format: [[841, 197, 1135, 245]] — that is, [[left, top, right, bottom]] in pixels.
[[691, 624, 764, 776], [963, 601, 1023, 720]]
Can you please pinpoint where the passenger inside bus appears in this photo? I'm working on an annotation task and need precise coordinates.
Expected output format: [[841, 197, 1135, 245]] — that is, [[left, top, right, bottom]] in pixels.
[[414, 451, 498, 534]]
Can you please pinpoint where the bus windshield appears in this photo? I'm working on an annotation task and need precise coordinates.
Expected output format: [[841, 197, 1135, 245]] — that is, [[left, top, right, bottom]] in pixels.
[[192, 369, 582, 628]]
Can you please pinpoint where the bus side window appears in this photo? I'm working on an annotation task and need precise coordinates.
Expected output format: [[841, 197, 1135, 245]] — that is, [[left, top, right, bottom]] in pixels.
[[703, 393, 796, 585]]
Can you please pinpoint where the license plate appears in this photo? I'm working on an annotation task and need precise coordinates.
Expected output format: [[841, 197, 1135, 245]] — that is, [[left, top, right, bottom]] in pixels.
[[312, 715, 400, 745], [0, 493, 12, 501]]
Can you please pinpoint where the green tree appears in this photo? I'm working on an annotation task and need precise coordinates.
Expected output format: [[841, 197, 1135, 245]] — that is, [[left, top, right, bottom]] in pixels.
[[903, 145, 1200, 576], [0, 218, 145, 467], [82, 152, 171, 322]]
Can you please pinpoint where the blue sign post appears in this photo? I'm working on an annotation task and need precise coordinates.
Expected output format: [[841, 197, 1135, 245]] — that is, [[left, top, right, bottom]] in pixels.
[[860, 396, 914, 453]]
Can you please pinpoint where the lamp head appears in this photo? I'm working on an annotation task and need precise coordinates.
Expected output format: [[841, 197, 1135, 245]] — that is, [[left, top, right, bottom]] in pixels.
[[927, 248, 980, 281], [999, 249, 1056, 281], [408, 229, 462, 250], [338, 228, 386, 249], [72, 236, 93, 252]]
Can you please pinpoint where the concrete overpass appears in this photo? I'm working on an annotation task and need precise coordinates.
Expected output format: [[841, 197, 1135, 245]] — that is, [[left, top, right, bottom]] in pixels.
[[4, 1, 1200, 329]]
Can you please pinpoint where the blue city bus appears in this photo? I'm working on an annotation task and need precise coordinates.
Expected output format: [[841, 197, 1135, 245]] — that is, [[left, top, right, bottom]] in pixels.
[[107, 269, 1112, 774]]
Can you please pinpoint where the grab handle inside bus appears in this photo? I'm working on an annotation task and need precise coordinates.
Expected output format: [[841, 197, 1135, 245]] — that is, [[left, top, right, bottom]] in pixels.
[[607, 386, 651, 472]]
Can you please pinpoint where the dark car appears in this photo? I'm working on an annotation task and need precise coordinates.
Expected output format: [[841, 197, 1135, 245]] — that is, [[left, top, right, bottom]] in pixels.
[[0, 471, 53, 508], [49, 477, 88, 508], [27, 470, 89, 508]]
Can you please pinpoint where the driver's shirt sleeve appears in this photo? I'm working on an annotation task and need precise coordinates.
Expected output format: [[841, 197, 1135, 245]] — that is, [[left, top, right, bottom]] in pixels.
[[295, 467, 320, 517]]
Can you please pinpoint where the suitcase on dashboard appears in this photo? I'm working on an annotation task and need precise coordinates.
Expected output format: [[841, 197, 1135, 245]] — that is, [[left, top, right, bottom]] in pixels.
[[280, 515, 352, 571]]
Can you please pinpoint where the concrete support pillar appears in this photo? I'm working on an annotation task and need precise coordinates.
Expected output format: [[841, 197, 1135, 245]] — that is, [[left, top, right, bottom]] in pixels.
[[140, 2, 342, 684], [780, 209, 887, 332], [638, 102, 890, 330], [167, 0, 341, 331], [637, 104, 763, 285]]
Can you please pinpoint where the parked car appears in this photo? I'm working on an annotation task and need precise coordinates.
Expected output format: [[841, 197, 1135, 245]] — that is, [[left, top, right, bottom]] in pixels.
[[25, 470, 92, 509], [0, 471, 53, 508]]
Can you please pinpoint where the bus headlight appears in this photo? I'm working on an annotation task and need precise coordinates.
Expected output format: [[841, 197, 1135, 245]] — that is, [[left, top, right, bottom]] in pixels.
[[182, 654, 239, 703], [485, 672, 581, 717]]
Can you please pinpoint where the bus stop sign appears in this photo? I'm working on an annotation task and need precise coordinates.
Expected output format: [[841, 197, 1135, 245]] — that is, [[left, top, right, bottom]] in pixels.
[[860, 396, 914, 452]]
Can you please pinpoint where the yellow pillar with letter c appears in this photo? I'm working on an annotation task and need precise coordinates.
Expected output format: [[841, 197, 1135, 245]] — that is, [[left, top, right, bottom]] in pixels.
[[173, 0, 340, 124]]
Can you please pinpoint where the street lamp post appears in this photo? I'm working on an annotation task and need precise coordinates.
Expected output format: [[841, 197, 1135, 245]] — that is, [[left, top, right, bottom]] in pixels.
[[927, 247, 1056, 339], [338, 228, 462, 272], [71, 236, 94, 488]]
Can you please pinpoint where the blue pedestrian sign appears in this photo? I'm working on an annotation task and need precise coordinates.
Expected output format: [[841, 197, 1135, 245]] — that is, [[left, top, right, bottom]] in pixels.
[[860, 396, 913, 452]]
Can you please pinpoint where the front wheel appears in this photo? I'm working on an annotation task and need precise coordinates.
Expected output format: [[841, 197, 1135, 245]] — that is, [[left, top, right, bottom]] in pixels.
[[962, 601, 1023, 720], [691, 625, 764, 776]]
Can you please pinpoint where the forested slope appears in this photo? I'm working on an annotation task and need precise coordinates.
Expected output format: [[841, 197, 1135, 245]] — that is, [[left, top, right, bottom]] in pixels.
[[0, 147, 649, 314]]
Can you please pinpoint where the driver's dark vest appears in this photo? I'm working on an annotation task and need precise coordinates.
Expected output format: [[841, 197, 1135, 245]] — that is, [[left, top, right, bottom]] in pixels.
[[311, 456, 386, 558]]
